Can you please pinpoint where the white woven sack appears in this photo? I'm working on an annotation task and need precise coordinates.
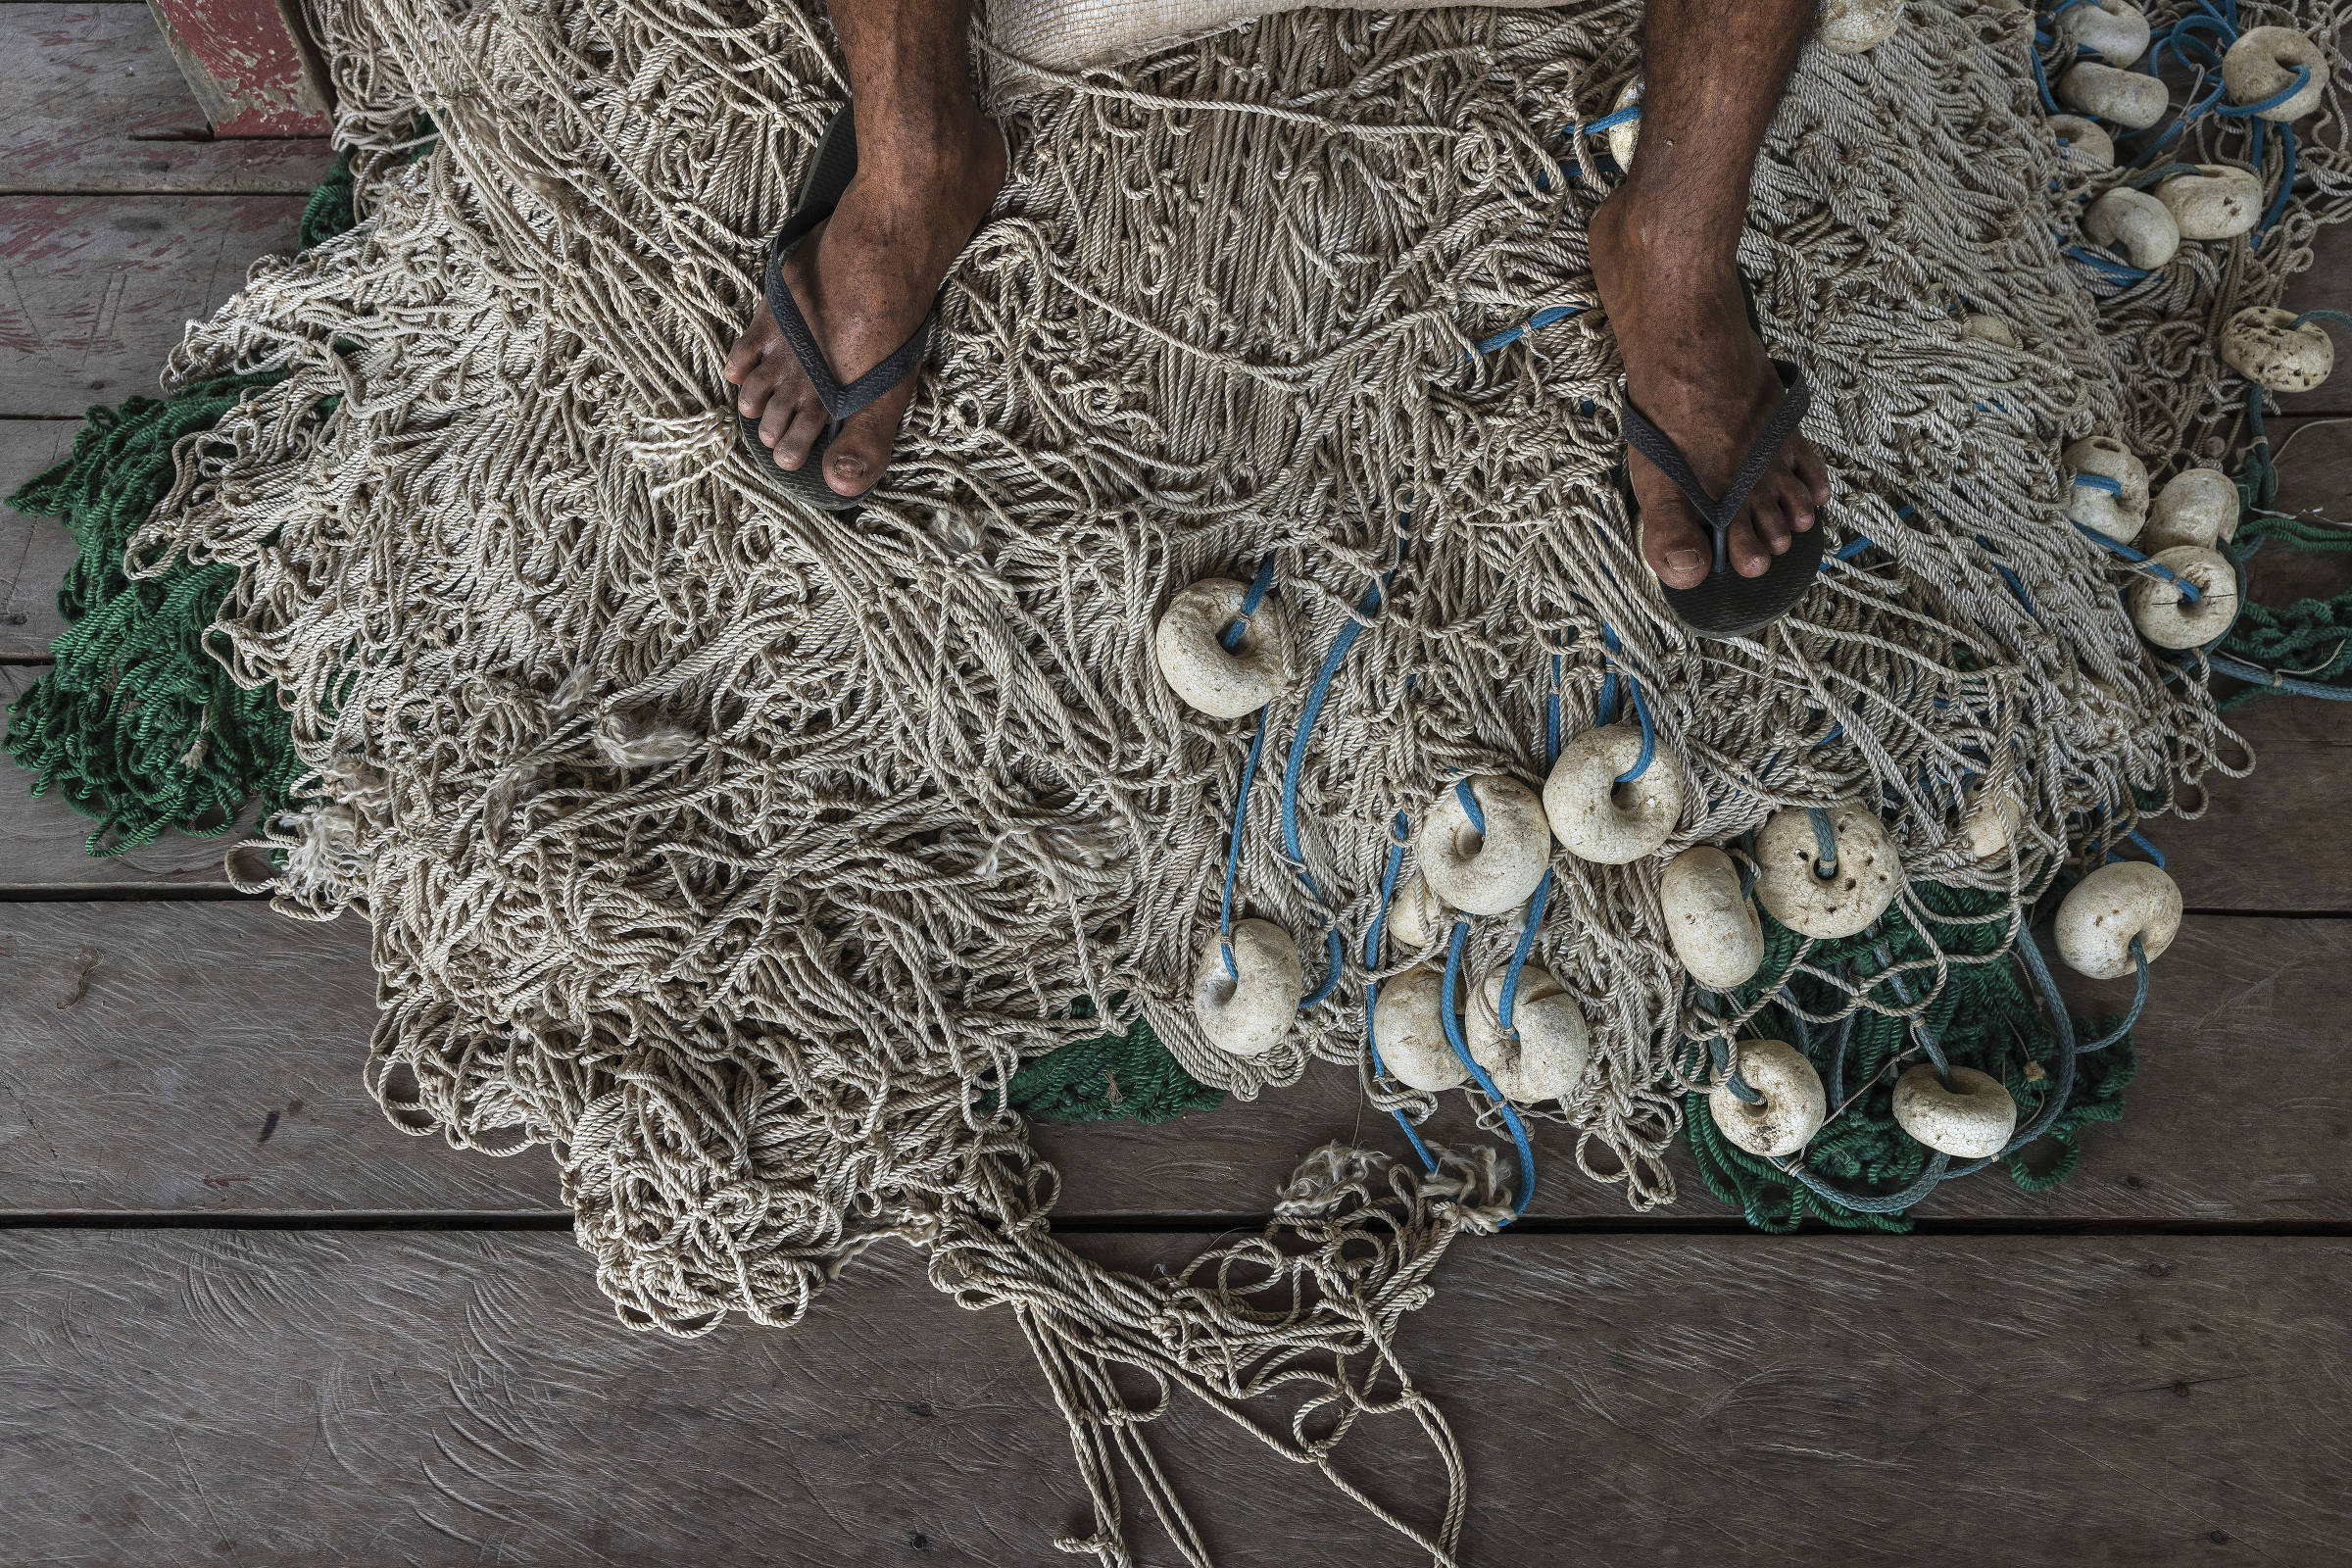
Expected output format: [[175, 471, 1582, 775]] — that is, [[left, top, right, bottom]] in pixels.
[[986, 0, 1561, 73]]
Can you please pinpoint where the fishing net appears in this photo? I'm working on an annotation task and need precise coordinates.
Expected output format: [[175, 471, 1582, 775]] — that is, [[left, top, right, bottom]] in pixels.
[[13, 0, 2352, 1556]]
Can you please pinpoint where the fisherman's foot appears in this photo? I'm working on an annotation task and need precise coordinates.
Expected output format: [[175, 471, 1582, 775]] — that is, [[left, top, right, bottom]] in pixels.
[[1589, 185, 1830, 587], [724, 105, 1005, 499]]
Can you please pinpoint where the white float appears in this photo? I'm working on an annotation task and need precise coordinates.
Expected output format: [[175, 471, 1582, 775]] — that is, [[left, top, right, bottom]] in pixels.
[[2223, 25, 2327, 122], [2142, 467, 2240, 554], [1660, 846, 1766, 990], [2057, 61, 2171, 128], [2056, 0, 2150, 67], [1415, 775, 1552, 916], [1707, 1039, 1827, 1158], [1961, 782, 2024, 859], [2129, 545, 2238, 649], [1961, 314, 2017, 347], [1544, 723, 1685, 864], [2054, 860, 2182, 979], [1892, 1065, 2019, 1158], [2153, 164, 2264, 241], [1606, 77, 1642, 171], [1370, 964, 1467, 1092], [2082, 187, 2180, 270], [2219, 305, 2333, 393], [1194, 918, 1302, 1057], [1752, 805, 1903, 940], [1817, 0, 1903, 54], [1465, 967, 1592, 1104], [1385, 867, 1446, 952], [2047, 114, 2117, 172], [2062, 434, 2151, 544], [1152, 579, 1290, 717]]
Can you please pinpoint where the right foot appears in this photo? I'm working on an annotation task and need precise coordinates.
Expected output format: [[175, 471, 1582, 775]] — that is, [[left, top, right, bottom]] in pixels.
[[723, 106, 1006, 499], [1589, 186, 1830, 590]]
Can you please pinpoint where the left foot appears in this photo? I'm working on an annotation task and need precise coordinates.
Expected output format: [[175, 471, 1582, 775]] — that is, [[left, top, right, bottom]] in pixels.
[[724, 106, 1006, 499], [1589, 182, 1831, 588]]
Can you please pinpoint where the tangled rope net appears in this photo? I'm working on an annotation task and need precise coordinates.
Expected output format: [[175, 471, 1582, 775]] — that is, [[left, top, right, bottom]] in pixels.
[[12, 0, 2352, 1556]]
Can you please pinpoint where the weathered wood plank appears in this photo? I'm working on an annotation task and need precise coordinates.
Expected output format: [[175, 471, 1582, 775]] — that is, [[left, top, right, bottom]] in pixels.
[[1, 5, 330, 193], [0, 193, 305, 415], [1, 899, 2344, 1224], [0, 901, 564, 1213], [4, 1228, 2345, 1564], [1, 419, 76, 654], [143, 0, 331, 138]]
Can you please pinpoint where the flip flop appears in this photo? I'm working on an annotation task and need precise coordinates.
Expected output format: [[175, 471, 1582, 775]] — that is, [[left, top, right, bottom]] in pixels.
[[736, 103, 938, 513], [1621, 276, 1825, 639]]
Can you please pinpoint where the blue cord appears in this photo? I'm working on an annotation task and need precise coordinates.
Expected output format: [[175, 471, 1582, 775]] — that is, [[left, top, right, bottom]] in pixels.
[[1363, 810, 1441, 1174], [1442, 919, 1539, 1219], [1281, 574, 1389, 1007], [1215, 711, 1273, 977], [1220, 556, 1278, 652]]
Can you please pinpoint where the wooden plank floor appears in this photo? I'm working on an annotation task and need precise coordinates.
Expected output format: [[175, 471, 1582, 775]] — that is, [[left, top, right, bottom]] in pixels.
[[2, 9, 2349, 1564]]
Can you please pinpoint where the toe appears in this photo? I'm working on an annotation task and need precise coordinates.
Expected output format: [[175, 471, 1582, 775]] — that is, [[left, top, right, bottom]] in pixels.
[[1746, 483, 1792, 556], [1788, 436, 1831, 510], [822, 382, 915, 500], [770, 396, 825, 471], [1637, 487, 1713, 589], [1772, 467, 1816, 535], [1727, 514, 1773, 578], [724, 311, 774, 387], [736, 356, 784, 423]]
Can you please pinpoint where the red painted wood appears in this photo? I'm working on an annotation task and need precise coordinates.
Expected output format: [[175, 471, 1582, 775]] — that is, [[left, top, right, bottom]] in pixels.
[[143, 0, 330, 138]]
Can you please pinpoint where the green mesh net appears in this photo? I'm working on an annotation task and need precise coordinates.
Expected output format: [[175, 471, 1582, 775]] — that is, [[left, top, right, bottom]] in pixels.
[[1008, 1005, 1223, 1124], [5, 373, 310, 854], [1683, 883, 2137, 1233]]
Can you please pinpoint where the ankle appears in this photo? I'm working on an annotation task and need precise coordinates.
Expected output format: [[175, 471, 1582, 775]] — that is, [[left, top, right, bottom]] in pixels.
[[854, 101, 1002, 190]]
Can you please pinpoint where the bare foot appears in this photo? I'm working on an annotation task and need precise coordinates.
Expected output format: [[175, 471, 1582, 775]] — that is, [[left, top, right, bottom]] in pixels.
[[724, 107, 1006, 499], [1589, 185, 1830, 588]]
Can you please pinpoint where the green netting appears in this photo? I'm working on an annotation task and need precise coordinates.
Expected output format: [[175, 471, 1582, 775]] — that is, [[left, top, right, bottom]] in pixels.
[[299, 146, 361, 252], [1683, 883, 2136, 1233], [2217, 510, 2352, 709], [1006, 1002, 1223, 1124], [4, 373, 310, 854]]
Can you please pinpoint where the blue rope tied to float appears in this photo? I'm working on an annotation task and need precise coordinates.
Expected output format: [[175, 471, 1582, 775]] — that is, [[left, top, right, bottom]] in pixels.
[[2216, 63, 2312, 118], [2203, 649, 2352, 699], [1443, 917, 1539, 1219], [1214, 711, 1272, 979], [2117, 828, 2166, 868], [1498, 656, 1567, 1040], [1364, 810, 1441, 1174], [2078, 936, 2150, 1053], [1220, 556, 1278, 653], [1594, 625, 1657, 783], [1577, 103, 1642, 137], [2070, 519, 2206, 603], [1452, 777, 1486, 835], [1805, 806, 1840, 879], [2291, 308, 2352, 334], [1279, 573, 1389, 1007], [1709, 1033, 1767, 1106], [1472, 304, 1587, 357]]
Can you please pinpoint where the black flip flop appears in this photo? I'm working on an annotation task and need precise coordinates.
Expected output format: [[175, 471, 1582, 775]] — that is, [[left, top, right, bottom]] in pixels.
[[737, 104, 937, 512], [1620, 278, 1825, 639]]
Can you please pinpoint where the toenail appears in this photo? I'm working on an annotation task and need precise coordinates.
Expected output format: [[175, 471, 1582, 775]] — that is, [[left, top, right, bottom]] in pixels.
[[1667, 548, 1704, 573]]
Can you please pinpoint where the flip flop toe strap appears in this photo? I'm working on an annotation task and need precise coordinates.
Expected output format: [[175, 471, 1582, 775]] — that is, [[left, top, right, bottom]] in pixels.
[[762, 235, 936, 431], [1622, 361, 1815, 564]]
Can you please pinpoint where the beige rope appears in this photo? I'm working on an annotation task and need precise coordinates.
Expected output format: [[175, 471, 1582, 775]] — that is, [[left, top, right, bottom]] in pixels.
[[125, 0, 2352, 1556]]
